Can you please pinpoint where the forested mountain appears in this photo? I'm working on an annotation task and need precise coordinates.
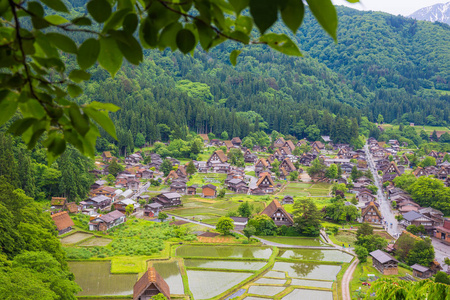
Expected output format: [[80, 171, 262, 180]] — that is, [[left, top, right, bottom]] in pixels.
[[409, 2, 450, 25], [22, 1, 450, 152]]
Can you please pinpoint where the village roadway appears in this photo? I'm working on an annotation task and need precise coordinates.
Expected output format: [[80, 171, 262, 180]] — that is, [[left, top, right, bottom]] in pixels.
[[363, 143, 401, 238], [130, 182, 151, 200], [431, 237, 450, 272]]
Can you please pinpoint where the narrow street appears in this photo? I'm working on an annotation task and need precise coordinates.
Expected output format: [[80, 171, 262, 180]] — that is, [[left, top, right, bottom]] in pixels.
[[363, 143, 401, 237]]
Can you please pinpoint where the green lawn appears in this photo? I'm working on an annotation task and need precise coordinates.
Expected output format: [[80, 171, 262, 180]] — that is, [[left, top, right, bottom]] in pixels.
[[187, 173, 227, 187], [329, 231, 357, 247]]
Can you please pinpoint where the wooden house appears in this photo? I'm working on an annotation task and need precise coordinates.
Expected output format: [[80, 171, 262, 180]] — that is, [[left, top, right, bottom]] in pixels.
[[51, 211, 74, 235], [144, 203, 163, 217], [224, 140, 234, 150], [51, 197, 67, 210], [102, 151, 114, 162], [127, 178, 140, 191], [207, 150, 228, 167], [80, 195, 111, 210], [133, 267, 170, 300], [361, 201, 382, 224], [255, 158, 269, 177], [89, 210, 126, 231], [170, 180, 187, 194], [91, 186, 116, 199], [114, 199, 138, 214], [66, 202, 79, 214], [261, 199, 294, 226], [369, 250, 398, 275], [199, 134, 209, 144], [244, 149, 258, 163], [284, 140, 296, 152], [296, 139, 307, 148], [280, 158, 296, 173], [187, 185, 197, 195], [142, 169, 154, 179], [402, 211, 435, 232], [282, 195, 294, 204], [256, 172, 275, 194], [231, 137, 242, 147], [435, 219, 450, 245], [311, 141, 325, 150], [279, 146, 292, 156], [154, 193, 181, 208], [273, 137, 286, 148], [413, 167, 427, 177], [202, 184, 217, 198], [411, 264, 433, 279], [437, 167, 449, 180], [176, 165, 187, 178], [227, 179, 248, 193], [357, 191, 376, 203]]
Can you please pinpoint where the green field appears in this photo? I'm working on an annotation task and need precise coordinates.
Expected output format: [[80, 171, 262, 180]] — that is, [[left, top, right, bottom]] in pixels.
[[282, 182, 331, 197], [380, 123, 450, 134], [187, 173, 227, 187]]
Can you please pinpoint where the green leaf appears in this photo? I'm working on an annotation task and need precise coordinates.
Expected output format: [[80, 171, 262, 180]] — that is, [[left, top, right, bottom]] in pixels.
[[230, 31, 249, 44], [98, 37, 123, 77], [346, 0, 359, 2], [195, 20, 215, 50], [87, 0, 112, 23], [280, 0, 304, 34], [236, 15, 253, 35], [103, 8, 131, 33], [249, 0, 277, 34], [229, 0, 249, 15], [67, 84, 83, 98], [69, 105, 90, 136], [305, 0, 338, 40], [110, 30, 143, 65], [18, 99, 46, 119], [77, 38, 100, 70], [72, 16, 92, 26], [86, 101, 120, 112], [7, 118, 38, 136], [159, 22, 182, 51], [230, 49, 241, 66], [0, 90, 18, 126], [47, 135, 66, 164], [69, 70, 91, 83], [44, 15, 69, 25], [46, 33, 77, 54], [28, 1, 44, 17], [41, 0, 68, 12], [176, 29, 196, 54], [83, 107, 117, 140], [260, 33, 302, 56], [123, 13, 138, 34]]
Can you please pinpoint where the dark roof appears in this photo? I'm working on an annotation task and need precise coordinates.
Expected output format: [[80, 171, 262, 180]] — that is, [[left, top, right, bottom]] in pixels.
[[369, 250, 398, 264], [402, 210, 423, 222], [51, 211, 74, 231], [411, 264, 430, 273], [230, 217, 248, 223], [99, 210, 125, 223], [133, 267, 170, 300], [89, 195, 110, 203], [202, 184, 217, 190], [161, 192, 181, 199]]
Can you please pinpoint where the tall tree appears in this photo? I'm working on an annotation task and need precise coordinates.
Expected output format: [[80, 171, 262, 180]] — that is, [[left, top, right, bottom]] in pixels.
[[292, 198, 322, 236]]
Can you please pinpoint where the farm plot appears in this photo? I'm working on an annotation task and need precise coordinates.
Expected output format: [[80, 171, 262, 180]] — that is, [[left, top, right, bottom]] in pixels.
[[79, 237, 112, 247], [279, 249, 353, 263], [60, 232, 92, 244]]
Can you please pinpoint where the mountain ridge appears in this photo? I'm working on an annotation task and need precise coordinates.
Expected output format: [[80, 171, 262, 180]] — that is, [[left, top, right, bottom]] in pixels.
[[409, 2, 450, 24]]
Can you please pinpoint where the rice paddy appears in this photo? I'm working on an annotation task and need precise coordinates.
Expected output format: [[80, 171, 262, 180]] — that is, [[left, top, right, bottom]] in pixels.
[[279, 249, 353, 263], [60, 232, 93, 244], [176, 245, 273, 259]]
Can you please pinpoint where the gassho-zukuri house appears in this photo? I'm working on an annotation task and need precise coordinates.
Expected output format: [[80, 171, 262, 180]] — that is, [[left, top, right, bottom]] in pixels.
[[133, 267, 170, 300]]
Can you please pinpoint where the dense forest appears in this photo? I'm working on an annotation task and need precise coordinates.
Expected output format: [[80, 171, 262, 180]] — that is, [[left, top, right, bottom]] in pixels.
[[60, 2, 450, 151]]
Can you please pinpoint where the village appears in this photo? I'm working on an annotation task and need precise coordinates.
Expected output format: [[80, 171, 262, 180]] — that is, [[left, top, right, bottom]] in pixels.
[[48, 132, 450, 300]]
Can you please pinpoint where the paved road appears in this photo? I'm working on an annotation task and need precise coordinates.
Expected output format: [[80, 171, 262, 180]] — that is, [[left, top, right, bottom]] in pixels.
[[432, 237, 450, 272], [131, 182, 150, 200], [342, 257, 359, 300], [363, 143, 401, 237]]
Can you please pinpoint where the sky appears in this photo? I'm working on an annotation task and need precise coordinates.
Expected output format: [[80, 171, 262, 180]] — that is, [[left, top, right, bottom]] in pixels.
[[333, 0, 447, 16]]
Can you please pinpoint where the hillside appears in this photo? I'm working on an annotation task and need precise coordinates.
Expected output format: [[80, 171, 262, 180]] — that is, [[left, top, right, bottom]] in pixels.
[[409, 2, 450, 25], [63, 2, 450, 148]]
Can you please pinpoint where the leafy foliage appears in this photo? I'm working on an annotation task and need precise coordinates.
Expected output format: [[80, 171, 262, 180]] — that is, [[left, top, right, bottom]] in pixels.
[[215, 217, 234, 235], [292, 198, 322, 236]]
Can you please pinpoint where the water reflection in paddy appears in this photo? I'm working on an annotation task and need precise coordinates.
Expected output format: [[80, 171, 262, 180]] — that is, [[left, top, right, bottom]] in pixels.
[[280, 249, 353, 263], [152, 261, 184, 294], [282, 288, 333, 300], [177, 245, 272, 259], [273, 262, 341, 281], [68, 261, 137, 296], [185, 259, 266, 270]]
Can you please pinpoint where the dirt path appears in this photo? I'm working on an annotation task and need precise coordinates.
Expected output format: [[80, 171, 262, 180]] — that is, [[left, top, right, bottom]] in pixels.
[[342, 257, 359, 300]]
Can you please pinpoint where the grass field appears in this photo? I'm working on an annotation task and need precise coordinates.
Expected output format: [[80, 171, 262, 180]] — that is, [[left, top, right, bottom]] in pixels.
[[282, 182, 331, 197], [187, 173, 227, 187], [380, 123, 450, 134]]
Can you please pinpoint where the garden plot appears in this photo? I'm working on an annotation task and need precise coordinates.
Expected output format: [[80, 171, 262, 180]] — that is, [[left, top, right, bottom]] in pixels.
[[187, 270, 253, 300], [177, 245, 272, 259], [282, 289, 333, 300], [264, 271, 286, 278], [152, 261, 184, 295], [272, 262, 341, 281], [185, 259, 267, 271], [279, 249, 353, 263], [79, 237, 112, 247], [60, 232, 92, 244], [247, 285, 285, 296]]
